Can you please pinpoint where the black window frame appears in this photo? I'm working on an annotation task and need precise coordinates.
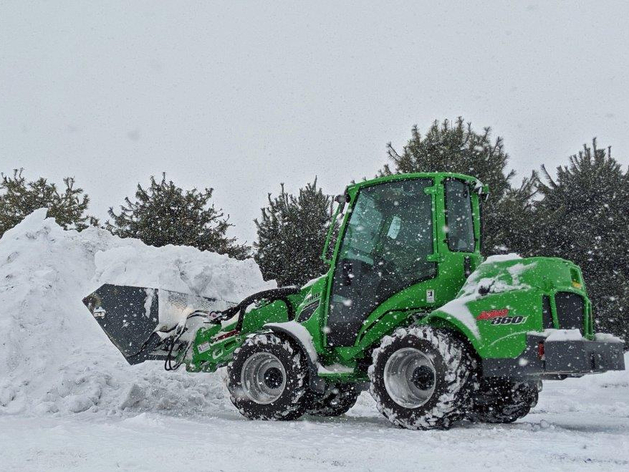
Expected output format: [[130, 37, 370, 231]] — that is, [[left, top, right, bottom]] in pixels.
[[444, 178, 476, 253], [554, 292, 585, 332], [542, 295, 554, 329]]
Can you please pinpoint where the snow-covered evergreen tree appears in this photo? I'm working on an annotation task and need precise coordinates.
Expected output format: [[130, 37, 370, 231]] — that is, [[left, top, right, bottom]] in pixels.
[[381, 117, 521, 253], [107, 174, 250, 259], [534, 139, 629, 341], [492, 171, 539, 256], [255, 179, 334, 287], [0, 169, 95, 238]]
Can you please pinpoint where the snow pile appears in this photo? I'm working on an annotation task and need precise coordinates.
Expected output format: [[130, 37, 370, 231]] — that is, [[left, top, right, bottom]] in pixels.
[[0, 210, 272, 417]]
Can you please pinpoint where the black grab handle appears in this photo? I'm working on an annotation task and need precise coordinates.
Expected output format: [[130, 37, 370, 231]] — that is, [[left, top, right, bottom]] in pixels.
[[221, 287, 301, 332]]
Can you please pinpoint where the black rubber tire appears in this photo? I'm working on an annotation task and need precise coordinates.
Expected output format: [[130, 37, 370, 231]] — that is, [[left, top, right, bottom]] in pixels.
[[307, 383, 360, 417], [467, 379, 539, 424], [369, 326, 475, 430], [227, 333, 310, 421]]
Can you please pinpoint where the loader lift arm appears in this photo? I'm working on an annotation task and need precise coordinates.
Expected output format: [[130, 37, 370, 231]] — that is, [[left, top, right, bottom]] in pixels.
[[214, 287, 302, 331], [83, 285, 303, 369], [164, 287, 303, 370]]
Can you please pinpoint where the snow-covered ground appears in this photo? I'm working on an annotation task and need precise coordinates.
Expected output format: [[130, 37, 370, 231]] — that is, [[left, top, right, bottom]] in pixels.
[[1, 375, 628, 472], [1, 212, 628, 471]]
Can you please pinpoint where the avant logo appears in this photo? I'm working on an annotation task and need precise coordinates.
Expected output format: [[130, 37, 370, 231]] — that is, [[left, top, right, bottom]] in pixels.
[[477, 308, 509, 320]]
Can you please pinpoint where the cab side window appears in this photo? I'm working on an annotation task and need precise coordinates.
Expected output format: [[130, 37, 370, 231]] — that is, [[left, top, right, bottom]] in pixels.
[[445, 180, 475, 252]]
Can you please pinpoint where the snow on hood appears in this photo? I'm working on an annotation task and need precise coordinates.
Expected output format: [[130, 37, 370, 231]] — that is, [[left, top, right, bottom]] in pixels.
[[483, 253, 522, 263], [0, 210, 272, 416], [459, 255, 534, 298], [436, 254, 534, 339], [301, 273, 326, 289]]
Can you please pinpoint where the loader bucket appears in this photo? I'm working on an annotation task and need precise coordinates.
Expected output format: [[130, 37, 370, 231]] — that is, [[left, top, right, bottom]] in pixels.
[[82, 284, 221, 365]]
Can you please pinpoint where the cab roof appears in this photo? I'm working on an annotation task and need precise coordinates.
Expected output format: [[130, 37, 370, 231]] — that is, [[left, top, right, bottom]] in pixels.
[[344, 172, 486, 198]]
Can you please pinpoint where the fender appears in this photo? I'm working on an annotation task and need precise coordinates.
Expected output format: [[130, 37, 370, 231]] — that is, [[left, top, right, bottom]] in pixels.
[[419, 308, 481, 352], [264, 321, 326, 393], [421, 286, 552, 359]]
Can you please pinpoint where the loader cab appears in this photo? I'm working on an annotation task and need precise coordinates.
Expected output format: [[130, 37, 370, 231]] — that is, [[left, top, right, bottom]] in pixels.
[[323, 173, 483, 348]]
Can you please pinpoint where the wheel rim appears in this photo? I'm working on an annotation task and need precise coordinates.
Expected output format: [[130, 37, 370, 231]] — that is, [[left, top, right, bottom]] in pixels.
[[241, 352, 287, 404], [383, 347, 437, 409]]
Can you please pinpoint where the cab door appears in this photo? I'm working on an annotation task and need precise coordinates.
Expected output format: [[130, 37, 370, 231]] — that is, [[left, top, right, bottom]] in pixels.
[[325, 178, 437, 347]]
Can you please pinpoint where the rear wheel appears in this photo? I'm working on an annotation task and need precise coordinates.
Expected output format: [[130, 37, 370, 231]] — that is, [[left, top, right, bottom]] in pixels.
[[369, 326, 475, 430], [307, 383, 360, 417], [468, 379, 539, 423], [227, 333, 309, 421]]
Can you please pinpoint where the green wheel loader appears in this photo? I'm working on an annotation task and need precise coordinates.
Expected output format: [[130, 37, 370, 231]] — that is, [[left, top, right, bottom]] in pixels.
[[83, 172, 625, 429]]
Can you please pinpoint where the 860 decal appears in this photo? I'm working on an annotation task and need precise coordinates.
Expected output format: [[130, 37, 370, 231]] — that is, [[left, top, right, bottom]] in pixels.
[[490, 315, 527, 325], [477, 308, 528, 325]]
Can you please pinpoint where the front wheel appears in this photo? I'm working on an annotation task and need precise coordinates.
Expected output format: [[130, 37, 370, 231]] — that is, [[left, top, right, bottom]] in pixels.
[[227, 333, 310, 421], [369, 326, 475, 430]]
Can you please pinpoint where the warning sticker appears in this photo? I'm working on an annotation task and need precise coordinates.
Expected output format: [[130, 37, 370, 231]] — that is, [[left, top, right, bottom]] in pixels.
[[197, 342, 211, 353]]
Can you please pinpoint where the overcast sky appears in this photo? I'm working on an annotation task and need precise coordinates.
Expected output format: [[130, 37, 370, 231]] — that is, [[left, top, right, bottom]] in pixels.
[[1, 1, 628, 243]]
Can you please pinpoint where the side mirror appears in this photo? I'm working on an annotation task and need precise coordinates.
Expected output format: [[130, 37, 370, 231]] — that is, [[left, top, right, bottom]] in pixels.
[[471, 181, 490, 202], [335, 194, 349, 204]]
